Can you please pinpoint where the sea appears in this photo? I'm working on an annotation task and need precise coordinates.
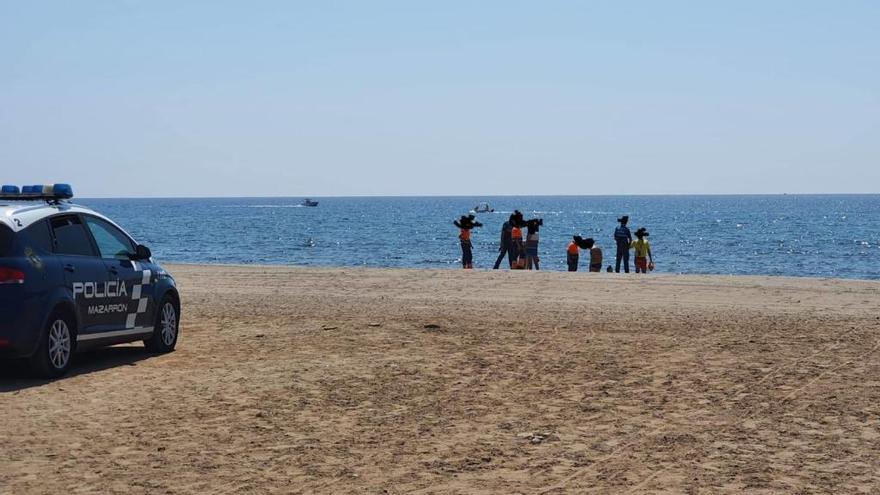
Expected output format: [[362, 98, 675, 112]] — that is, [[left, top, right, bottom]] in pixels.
[[78, 195, 880, 280]]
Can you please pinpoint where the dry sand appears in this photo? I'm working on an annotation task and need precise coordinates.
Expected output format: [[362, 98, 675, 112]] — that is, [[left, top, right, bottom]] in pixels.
[[2, 265, 880, 494]]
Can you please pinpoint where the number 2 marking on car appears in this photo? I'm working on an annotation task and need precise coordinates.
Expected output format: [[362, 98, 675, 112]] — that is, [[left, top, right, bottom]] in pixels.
[[13, 218, 22, 227]]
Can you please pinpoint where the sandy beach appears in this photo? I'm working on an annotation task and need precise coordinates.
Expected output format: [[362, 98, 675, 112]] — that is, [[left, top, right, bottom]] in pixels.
[[2, 264, 880, 494]]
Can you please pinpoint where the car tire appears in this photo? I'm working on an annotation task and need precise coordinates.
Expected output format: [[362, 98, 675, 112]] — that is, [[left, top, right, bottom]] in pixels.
[[144, 295, 179, 353], [29, 310, 75, 378]]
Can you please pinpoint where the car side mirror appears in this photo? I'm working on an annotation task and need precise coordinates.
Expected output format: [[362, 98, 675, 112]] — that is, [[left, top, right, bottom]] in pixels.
[[134, 244, 152, 260]]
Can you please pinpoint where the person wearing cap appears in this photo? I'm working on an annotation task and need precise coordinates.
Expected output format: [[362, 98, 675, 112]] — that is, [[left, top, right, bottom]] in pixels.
[[613, 216, 633, 273], [630, 227, 653, 274]]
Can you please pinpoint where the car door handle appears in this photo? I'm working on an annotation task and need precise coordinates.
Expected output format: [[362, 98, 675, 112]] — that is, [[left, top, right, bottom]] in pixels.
[[108, 266, 119, 275], [64, 264, 76, 273]]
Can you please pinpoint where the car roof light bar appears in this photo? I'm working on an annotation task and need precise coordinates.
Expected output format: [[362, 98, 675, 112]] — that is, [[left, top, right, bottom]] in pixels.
[[0, 183, 74, 202]]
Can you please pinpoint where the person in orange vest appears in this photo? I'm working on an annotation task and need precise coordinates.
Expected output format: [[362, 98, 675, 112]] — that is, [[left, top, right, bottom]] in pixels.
[[567, 236, 582, 271], [509, 217, 526, 269], [453, 214, 482, 269]]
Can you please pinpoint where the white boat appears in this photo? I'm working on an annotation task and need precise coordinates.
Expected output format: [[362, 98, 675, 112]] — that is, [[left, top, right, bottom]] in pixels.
[[472, 202, 494, 213]]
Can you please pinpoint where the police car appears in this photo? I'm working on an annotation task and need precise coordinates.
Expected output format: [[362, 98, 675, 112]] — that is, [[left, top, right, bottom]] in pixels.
[[0, 184, 180, 377]]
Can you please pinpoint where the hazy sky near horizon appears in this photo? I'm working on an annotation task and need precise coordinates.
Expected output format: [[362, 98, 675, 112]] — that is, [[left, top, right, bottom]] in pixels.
[[1, 1, 878, 197]]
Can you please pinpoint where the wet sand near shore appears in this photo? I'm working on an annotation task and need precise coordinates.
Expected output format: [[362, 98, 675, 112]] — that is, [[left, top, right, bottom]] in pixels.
[[2, 265, 880, 494]]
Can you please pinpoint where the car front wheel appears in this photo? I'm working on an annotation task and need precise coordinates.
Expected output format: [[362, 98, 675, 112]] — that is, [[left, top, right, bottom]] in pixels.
[[144, 296, 179, 353]]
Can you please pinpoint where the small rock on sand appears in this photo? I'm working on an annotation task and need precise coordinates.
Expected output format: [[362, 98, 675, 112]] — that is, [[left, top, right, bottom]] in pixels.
[[517, 432, 555, 444]]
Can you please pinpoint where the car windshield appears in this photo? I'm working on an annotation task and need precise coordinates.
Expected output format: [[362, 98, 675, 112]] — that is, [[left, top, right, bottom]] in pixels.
[[0, 223, 13, 257]]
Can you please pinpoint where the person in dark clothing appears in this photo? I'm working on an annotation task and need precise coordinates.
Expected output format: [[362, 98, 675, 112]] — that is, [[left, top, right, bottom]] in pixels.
[[493, 213, 516, 269], [613, 215, 632, 273]]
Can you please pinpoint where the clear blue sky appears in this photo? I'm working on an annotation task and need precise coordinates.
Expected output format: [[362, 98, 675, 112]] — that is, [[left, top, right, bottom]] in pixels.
[[1, 1, 878, 197]]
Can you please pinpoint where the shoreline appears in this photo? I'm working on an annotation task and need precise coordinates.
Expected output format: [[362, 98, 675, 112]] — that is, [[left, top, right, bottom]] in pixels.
[[163, 261, 880, 284]]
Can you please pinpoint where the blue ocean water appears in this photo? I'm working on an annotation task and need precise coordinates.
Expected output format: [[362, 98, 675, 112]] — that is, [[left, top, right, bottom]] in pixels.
[[79, 196, 880, 280]]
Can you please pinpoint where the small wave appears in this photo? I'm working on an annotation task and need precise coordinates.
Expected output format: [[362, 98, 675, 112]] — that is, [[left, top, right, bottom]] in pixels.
[[221, 204, 306, 208], [250, 204, 305, 208], [417, 259, 457, 265]]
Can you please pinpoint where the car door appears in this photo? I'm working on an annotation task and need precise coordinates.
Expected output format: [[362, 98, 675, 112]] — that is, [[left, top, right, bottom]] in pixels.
[[81, 215, 154, 335], [49, 214, 109, 337]]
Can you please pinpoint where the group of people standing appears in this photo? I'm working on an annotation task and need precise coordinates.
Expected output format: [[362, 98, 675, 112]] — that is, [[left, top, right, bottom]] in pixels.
[[490, 210, 543, 270], [454, 211, 654, 273], [566, 235, 603, 272]]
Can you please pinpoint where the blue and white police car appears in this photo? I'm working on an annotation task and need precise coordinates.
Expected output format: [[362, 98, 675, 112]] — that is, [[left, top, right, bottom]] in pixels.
[[0, 184, 180, 377]]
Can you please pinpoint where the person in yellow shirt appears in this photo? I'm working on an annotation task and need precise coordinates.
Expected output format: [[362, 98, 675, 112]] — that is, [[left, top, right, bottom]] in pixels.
[[630, 227, 653, 274]]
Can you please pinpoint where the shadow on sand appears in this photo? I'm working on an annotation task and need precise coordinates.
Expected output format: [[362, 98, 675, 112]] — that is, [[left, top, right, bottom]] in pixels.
[[0, 345, 157, 393]]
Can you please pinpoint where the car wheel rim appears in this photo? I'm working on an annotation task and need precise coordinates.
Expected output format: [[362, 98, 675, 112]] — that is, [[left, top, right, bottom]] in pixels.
[[48, 319, 71, 370], [160, 303, 177, 346]]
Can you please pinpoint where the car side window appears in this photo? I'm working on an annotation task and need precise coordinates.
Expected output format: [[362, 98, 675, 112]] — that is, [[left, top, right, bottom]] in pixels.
[[22, 220, 54, 253], [50, 215, 97, 257], [83, 216, 136, 260]]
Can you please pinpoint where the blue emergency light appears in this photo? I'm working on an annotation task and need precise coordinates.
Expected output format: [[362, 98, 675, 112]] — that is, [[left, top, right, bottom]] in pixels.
[[0, 183, 74, 202], [52, 184, 74, 199]]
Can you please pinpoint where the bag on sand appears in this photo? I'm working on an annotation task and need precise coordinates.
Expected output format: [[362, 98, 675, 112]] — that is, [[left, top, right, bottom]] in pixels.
[[512, 256, 527, 270]]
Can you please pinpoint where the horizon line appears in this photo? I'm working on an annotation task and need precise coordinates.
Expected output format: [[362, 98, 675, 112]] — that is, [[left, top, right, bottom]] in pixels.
[[76, 192, 880, 200]]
